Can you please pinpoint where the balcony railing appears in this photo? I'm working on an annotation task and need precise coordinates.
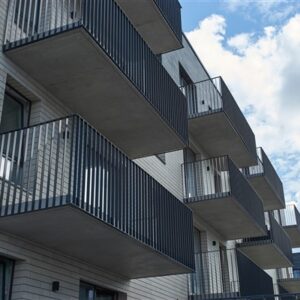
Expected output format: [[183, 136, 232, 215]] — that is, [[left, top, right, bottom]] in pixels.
[[154, 0, 182, 42], [182, 156, 265, 235], [242, 148, 285, 209], [0, 115, 194, 271], [3, 0, 188, 149], [189, 249, 240, 299], [188, 248, 274, 300], [182, 77, 256, 163]]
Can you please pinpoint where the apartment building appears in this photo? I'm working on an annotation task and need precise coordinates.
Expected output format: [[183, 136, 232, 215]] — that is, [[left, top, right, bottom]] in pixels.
[[0, 0, 297, 299]]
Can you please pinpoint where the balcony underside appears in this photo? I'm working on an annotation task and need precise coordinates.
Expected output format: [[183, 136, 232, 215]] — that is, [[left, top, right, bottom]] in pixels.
[[114, 0, 181, 54], [284, 226, 300, 248], [186, 195, 266, 240], [237, 242, 293, 269], [248, 176, 285, 210], [5, 27, 185, 159], [0, 204, 191, 279], [189, 112, 256, 168], [278, 279, 300, 293]]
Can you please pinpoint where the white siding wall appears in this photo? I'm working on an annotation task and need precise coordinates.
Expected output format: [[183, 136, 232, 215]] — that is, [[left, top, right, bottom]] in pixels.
[[134, 150, 184, 200]]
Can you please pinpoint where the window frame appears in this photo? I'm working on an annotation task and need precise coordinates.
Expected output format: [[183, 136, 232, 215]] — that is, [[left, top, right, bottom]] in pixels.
[[0, 256, 15, 300]]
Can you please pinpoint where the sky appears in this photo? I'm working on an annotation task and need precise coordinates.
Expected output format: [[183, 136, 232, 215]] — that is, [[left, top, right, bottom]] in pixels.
[[179, 0, 300, 206]]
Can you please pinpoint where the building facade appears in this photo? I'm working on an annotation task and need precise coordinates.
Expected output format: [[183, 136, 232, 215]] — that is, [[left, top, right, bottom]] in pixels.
[[0, 1, 297, 299]]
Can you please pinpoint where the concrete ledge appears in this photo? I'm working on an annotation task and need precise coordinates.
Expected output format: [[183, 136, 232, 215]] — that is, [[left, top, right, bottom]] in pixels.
[[189, 112, 256, 168], [278, 278, 300, 293], [237, 243, 293, 269], [0, 205, 192, 279], [115, 0, 182, 54], [284, 225, 300, 248], [248, 176, 285, 211], [186, 196, 266, 240], [5, 28, 185, 159]]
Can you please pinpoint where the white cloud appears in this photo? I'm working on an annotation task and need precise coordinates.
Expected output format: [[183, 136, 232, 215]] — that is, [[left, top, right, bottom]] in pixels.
[[223, 0, 299, 22], [186, 14, 300, 203]]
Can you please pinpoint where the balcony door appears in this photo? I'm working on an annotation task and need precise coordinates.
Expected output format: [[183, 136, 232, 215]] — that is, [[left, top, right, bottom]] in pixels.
[[0, 88, 30, 183], [0, 257, 14, 300]]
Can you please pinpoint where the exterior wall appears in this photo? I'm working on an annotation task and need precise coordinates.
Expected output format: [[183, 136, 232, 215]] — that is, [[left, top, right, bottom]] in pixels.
[[162, 35, 210, 87]]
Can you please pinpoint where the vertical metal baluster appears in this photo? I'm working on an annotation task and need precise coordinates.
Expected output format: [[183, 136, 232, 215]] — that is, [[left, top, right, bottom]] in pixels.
[[52, 121, 61, 206], [24, 127, 35, 212], [45, 122, 55, 208], [18, 130, 29, 213], [0, 134, 11, 216], [60, 119, 68, 205], [11, 130, 23, 214], [67, 0, 70, 26], [39, 124, 48, 208], [60, 0, 64, 28], [31, 0, 38, 37], [26, 0, 33, 36], [5, 0, 16, 44], [31, 125, 41, 210], [5, 132, 17, 215], [43, 0, 49, 33], [14, 0, 22, 42]]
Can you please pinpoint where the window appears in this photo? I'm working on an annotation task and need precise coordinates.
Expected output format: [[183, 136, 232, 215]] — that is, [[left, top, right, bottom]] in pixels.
[[0, 88, 30, 134], [0, 256, 14, 300], [79, 282, 125, 300]]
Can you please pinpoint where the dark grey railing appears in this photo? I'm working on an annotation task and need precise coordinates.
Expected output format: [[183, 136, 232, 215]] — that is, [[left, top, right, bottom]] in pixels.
[[154, 0, 182, 42], [4, 0, 188, 145], [182, 156, 265, 231], [0, 115, 194, 270], [181, 76, 256, 160], [239, 214, 293, 265], [236, 250, 274, 297], [281, 203, 300, 228], [189, 249, 240, 299], [242, 148, 285, 207]]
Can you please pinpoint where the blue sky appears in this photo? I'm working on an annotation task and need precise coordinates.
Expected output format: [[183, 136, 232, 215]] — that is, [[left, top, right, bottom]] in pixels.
[[180, 1, 300, 206], [180, 0, 300, 34]]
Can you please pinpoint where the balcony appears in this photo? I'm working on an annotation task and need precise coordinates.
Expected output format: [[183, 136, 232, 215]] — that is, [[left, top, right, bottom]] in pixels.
[[182, 77, 257, 168], [281, 203, 300, 247], [3, 0, 188, 159], [242, 148, 285, 210], [189, 249, 240, 300], [278, 268, 300, 293], [0, 115, 194, 279], [114, 0, 182, 54], [237, 214, 293, 269], [188, 249, 274, 300], [182, 156, 266, 240]]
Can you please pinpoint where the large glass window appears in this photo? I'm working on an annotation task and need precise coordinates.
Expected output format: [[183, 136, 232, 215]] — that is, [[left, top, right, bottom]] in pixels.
[[0, 257, 14, 300], [0, 89, 30, 134], [79, 282, 122, 300]]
